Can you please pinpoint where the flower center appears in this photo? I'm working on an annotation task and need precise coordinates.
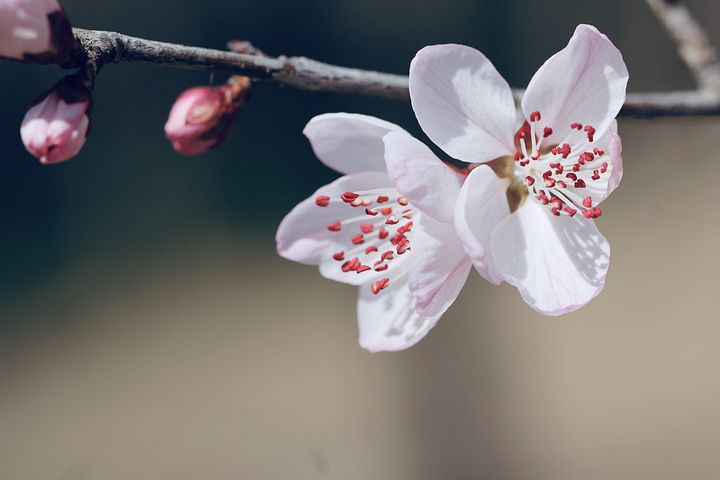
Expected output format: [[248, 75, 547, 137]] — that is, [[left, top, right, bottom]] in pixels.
[[315, 190, 414, 295], [508, 111, 609, 218]]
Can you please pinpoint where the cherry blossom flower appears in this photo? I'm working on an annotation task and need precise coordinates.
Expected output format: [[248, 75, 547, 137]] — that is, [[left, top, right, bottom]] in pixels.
[[20, 73, 92, 165], [0, 0, 74, 63], [276, 113, 472, 352], [403, 24, 628, 315]]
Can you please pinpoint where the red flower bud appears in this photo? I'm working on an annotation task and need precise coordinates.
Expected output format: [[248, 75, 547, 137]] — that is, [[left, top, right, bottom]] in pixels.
[[20, 73, 92, 164], [164, 76, 251, 156], [0, 0, 75, 64]]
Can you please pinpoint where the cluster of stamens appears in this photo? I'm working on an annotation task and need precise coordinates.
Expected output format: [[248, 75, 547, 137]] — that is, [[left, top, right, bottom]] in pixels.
[[315, 190, 414, 295], [514, 111, 609, 219]]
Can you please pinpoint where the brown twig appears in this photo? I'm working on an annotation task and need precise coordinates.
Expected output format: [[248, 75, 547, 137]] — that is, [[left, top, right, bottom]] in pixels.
[[53, 27, 720, 117], [645, 0, 720, 92]]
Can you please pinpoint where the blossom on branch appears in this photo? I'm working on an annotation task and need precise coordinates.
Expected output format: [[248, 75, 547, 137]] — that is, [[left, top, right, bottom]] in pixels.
[[0, 0, 74, 63], [276, 114, 471, 352], [405, 24, 628, 314], [164, 76, 251, 156], [20, 73, 91, 165]]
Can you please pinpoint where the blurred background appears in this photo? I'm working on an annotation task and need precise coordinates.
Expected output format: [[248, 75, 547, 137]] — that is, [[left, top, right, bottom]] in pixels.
[[1, 0, 720, 479]]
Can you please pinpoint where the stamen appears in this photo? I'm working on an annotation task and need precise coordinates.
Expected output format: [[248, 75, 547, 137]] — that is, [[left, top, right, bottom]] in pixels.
[[315, 195, 330, 207]]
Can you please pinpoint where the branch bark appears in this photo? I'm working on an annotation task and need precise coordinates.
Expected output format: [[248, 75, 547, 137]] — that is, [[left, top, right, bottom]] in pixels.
[[644, 0, 720, 92], [59, 27, 720, 117]]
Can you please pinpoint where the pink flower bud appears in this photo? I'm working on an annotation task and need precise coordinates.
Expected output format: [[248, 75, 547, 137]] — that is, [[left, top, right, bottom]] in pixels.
[[164, 76, 251, 156], [20, 74, 92, 165], [0, 0, 75, 63]]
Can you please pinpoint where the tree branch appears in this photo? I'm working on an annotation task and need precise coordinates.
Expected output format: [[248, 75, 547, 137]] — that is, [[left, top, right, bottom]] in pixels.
[[60, 27, 720, 117], [645, 0, 720, 92]]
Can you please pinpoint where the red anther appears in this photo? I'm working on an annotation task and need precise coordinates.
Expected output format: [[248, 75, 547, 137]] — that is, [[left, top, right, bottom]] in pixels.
[[402, 209, 413, 219], [556, 180, 567, 188], [551, 207, 561, 216], [356, 265, 371, 274], [574, 179, 587, 188], [579, 152, 594, 164], [390, 233, 406, 245], [593, 207, 602, 218], [566, 172, 578, 181], [530, 111, 541, 122], [380, 207, 393, 216], [531, 151, 541, 160], [593, 148, 604, 156], [520, 159, 530, 167], [351, 233, 365, 245], [333, 251, 345, 261], [342, 257, 360, 272], [371, 278, 390, 295], [341, 191, 359, 203], [545, 177, 556, 188], [374, 263, 388, 272], [584, 125, 595, 142], [365, 208, 378, 216], [385, 216, 399, 225], [327, 220, 342, 232], [565, 207, 577, 217], [315, 195, 330, 207], [591, 170, 600, 180], [571, 122, 583, 130], [381, 250, 394, 261], [515, 151, 524, 161], [555, 165, 564, 175], [350, 198, 363, 207], [550, 197, 562, 208], [543, 170, 553, 178], [361, 199, 372, 206], [396, 239, 410, 255], [559, 144, 571, 158], [543, 127, 553, 138], [581, 209, 594, 219], [573, 164, 581, 172], [538, 191, 549, 204], [365, 246, 378, 254], [549, 162, 560, 168], [377, 195, 389, 203], [600, 162, 608, 173], [551, 147, 559, 155], [582, 196, 593, 208], [397, 197, 409, 206], [360, 223, 374, 234], [525, 176, 535, 186], [378, 228, 389, 240]]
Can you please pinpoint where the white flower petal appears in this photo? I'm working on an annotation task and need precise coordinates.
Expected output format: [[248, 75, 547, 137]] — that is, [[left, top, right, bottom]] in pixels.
[[408, 213, 472, 317], [276, 170, 393, 271], [490, 200, 610, 315], [383, 130, 463, 223], [357, 275, 442, 352], [521, 24, 628, 143], [454, 165, 510, 285], [409, 44, 516, 164], [303, 113, 405, 175]]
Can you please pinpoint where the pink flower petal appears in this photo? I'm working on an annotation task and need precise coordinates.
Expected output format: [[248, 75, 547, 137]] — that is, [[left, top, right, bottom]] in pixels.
[[408, 213, 472, 317], [276, 171, 404, 286], [521, 24, 628, 144], [453, 165, 510, 285], [303, 113, 406, 175], [383, 130, 463, 223], [409, 44, 516, 164], [357, 275, 442, 352], [490, 200, 610, 316]]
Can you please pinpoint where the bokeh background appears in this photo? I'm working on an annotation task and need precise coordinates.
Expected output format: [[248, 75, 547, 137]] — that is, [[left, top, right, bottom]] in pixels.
[[1, 0, 720, 479]]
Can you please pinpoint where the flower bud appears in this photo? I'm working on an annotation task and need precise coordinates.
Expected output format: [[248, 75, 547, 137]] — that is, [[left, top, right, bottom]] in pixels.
[[20, 74, 92, 165], [164, 76, 251, 156], [0, 0, 75, 64]]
